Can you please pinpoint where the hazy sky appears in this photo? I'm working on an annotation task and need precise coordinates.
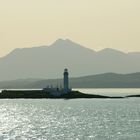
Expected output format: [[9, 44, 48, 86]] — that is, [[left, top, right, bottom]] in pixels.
[[0, 0, 140, 56]]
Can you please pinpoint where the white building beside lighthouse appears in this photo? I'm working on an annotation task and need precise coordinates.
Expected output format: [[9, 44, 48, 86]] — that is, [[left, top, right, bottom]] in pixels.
[[43, 69, 71, 96]]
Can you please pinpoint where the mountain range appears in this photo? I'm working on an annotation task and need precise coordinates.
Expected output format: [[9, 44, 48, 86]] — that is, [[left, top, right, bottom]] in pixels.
[[0, 39, 140, 81]]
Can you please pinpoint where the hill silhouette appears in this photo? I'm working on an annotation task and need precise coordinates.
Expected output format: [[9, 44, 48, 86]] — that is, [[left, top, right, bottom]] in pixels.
[[0, 72, 140, 89], [0, 39, 140, 81]]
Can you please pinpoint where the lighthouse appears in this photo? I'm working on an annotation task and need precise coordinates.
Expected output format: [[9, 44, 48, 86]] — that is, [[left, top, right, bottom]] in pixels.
[[63, 68, 69, 93], [43, 69, 71, 96]]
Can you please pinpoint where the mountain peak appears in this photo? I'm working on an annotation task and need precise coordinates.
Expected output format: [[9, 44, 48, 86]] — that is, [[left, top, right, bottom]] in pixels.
[[98, 48, 126, 55], [53, 38, 66, 44], [52, 38, 81, 47], [50, 38, 96, 54], [52, 38, 73, 46]]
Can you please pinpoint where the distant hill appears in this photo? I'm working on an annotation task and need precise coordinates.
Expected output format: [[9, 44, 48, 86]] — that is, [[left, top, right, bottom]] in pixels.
[[0, 72, 140, 89], [0, 39, 140, 81]]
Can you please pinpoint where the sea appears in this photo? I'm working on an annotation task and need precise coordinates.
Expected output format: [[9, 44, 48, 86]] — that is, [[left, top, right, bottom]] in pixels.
[[0, 88, 140, 140]]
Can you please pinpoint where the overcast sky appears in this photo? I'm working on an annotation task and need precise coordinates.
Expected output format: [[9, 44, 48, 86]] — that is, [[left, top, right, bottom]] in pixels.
[[0, 0, 140, 56]]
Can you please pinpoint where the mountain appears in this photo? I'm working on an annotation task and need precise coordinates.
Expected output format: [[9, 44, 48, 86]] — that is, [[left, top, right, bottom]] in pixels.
[[0, 39, 140, 81], [0, 72, 140, 89]]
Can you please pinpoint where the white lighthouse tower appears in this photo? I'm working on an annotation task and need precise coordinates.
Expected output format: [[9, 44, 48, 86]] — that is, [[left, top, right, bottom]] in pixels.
[[63, 68, 70, 93], [43, 69, 71, 96]]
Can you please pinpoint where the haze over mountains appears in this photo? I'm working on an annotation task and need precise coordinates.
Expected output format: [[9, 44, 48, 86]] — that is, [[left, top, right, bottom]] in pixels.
[[0, 39, 140, 81]]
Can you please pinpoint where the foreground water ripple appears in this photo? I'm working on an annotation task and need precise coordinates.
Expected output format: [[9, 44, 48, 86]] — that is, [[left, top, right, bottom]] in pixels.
[[0, 99, 140, 140]]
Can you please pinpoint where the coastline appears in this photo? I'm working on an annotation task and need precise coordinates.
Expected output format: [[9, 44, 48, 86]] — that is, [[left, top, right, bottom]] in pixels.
[[0, 90, 128, 99]]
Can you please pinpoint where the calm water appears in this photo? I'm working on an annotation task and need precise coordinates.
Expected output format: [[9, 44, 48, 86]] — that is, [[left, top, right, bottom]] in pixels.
[[0, 89, 140, 140]]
